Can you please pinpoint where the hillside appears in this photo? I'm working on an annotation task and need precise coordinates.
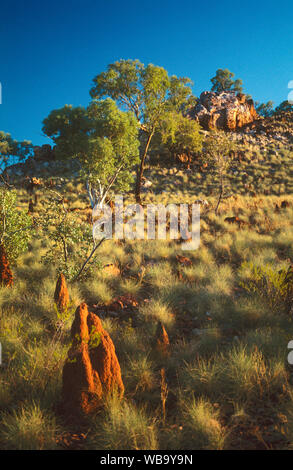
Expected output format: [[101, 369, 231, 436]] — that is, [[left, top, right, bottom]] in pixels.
[[1, 110, 293, 450]]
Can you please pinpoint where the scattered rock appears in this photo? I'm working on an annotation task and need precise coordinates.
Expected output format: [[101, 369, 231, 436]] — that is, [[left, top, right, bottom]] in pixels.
[[0, 244, 13, 287], [194, 198, 209, 206], [224, 216, 247, 228], [103, 263, 120, 277], [100, 294, 138, 312], [176, 255, 192, 267], [61, 303, 124, 416], [54, 273, 69, 312], [281, 200, 290, 209]]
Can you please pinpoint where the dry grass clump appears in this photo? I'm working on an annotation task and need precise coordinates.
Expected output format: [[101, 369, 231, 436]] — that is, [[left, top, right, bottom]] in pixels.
[[88, 397, 158, 450], [0, 402, 59, 450]]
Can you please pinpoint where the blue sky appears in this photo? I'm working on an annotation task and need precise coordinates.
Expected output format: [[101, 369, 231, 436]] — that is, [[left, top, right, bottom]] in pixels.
[[0, 0, 292, 145]]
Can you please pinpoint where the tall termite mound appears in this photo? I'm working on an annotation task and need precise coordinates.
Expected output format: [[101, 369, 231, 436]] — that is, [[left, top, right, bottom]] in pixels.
[[155, 321, 170, 357], [0, 244, 13, 287], [61, 303, 124, 416], [54, 273, 69, 312]]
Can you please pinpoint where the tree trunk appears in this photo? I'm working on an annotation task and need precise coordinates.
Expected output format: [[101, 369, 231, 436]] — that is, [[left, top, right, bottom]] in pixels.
[[135, 132, 153, 204], [215, 173, 224, 216]]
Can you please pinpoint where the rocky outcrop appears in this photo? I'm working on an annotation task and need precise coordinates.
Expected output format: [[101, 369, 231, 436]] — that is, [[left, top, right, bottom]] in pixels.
[[54, 273, 69, 312], [61, 303, 124, 416], [0, 244, 13, 287], [189, 91, 258, 131]]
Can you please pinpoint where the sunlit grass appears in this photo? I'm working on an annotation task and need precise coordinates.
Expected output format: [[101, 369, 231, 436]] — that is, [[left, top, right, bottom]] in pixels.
[[0, 402, 59, 450]]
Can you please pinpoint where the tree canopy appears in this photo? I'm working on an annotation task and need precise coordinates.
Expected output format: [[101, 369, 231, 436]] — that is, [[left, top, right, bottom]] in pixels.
[[210, 69, 243, 94], [255, 100, 274, 117], [275, 100, 293, 114], [155, 111, 203, 165], [43, 98, 140, 206], [0, 132, 32, 170], [90, 59, 196, 202], [42, 105, 91, 160]]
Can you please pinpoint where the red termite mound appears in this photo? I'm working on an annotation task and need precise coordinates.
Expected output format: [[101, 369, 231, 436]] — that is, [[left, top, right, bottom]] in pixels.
[[155, 321, 170, 357], [0, 244, 13, 287], [61, 303, 124, 416], [54, 273, 69, 312]]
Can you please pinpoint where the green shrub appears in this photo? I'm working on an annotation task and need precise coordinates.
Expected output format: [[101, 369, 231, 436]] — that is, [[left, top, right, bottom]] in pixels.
[[0, 188, 32, 263], [239, 262, 293, 313]]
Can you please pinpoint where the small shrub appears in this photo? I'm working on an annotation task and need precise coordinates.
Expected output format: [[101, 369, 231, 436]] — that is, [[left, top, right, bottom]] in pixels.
[[239, 262, 293, 313]]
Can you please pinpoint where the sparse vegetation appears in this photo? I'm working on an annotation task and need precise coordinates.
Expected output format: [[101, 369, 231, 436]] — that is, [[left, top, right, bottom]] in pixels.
[[1, 58, 293, 451]]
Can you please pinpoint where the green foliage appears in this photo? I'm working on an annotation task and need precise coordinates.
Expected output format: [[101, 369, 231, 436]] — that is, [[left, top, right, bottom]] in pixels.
[[54, 301, 76, 333], [210, 68, 243, 93], [255, 100, 274, 117], [0, 132, 32, 169], [239, 262, 293, 312], [42, 105, 90, 160], [90, 59, 145, 119], [155, 111, 203, 161], [43, 99, 140, 200], [0, 188, 32, 263], [73, 325, 102, 349], [90, 59, 195, 131], [39, 196, 99, 279], [204, 131, 235, 170], [84, 98, 140, 191], [90, 59, 196, 200], [275, 100, 293, 114]]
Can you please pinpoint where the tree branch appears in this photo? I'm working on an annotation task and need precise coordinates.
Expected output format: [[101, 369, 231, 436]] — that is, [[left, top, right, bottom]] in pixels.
[[72, 237, 105, 282]]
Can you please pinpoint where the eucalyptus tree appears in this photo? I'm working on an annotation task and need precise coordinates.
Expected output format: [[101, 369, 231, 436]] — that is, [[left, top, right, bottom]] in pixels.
[[156, 111, 204, 166], [43, 98, 139, 209], [0, 131, 32, 170], [203, 131, 236, 215], [43, 98, 140, 278], [275, 100, 293, 114], [210, 69, 243, 94], [255, 100, 274, 117], [90, 59, 195, 203]]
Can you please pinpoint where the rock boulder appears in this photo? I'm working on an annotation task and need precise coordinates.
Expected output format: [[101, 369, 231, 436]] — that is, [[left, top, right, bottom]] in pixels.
[[189, 91, 258, 131]]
